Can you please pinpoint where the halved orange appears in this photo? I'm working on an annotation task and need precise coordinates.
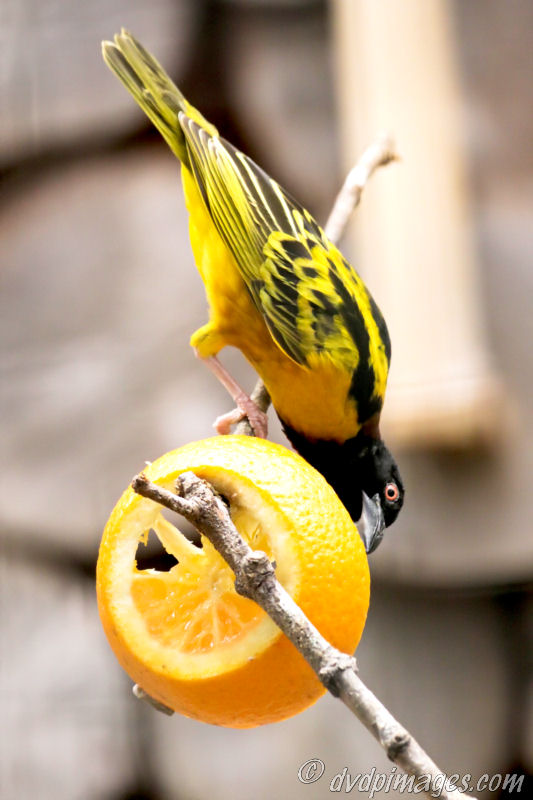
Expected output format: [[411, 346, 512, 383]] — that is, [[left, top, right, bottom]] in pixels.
[[97, 435, 370, 727]]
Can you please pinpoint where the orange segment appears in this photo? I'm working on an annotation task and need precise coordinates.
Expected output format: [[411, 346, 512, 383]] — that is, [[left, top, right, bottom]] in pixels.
[[97, 435, 370, 727], [130, 516, 265, 654]]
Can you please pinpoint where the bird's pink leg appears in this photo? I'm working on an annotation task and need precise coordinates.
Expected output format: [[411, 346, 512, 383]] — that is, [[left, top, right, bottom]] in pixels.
[[199, 354, 268, 438]]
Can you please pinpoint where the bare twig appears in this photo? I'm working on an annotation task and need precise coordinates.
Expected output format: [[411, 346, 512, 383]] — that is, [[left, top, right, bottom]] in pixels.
[[132, 472, 475, 800], [240, 133, 398, 431], [132, 684, 174, 716], [324, 133, 398, 243]]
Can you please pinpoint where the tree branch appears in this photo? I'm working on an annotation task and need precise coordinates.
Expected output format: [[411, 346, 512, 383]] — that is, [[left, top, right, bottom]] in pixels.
[[132, 472, 476, 800], [324, 133, 398, 243], [238, 133, 398, 430]]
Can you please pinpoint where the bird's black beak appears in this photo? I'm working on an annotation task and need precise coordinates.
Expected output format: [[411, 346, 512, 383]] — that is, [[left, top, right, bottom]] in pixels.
[[357, 492, 385, 554]]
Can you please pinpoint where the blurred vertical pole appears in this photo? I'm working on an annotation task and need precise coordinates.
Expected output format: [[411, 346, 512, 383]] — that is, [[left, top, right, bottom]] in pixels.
[[331, 0, 505, 448]]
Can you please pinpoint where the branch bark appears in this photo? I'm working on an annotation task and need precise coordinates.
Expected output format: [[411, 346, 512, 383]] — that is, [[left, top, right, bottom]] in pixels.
[[132, 472, 476, 800]]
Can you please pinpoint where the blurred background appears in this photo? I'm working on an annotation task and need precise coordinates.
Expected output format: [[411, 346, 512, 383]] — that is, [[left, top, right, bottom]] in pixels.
[[1, 0, 532, 798]]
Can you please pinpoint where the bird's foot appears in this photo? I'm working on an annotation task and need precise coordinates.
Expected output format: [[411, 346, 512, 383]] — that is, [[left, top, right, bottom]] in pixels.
[[214, 407, 245, 435], [214, 394, 268, 439], [199, 354, 269, 438]]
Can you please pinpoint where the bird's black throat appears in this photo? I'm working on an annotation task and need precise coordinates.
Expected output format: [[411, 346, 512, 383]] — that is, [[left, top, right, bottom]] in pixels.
[[279, 418, 403, 527]]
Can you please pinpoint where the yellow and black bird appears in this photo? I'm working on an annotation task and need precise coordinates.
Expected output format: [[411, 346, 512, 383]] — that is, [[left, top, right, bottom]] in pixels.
[[103, 30, 404, 552]]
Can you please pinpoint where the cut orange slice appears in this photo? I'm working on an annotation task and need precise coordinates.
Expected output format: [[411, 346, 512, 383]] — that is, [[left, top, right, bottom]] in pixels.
[[97, 435, 370, 727]]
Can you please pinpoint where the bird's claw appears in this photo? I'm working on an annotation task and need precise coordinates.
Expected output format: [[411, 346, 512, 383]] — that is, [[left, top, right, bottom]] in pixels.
[[245, 406, 268, 439], [214, 401, 268, 439], [214, 407, 246, 435]]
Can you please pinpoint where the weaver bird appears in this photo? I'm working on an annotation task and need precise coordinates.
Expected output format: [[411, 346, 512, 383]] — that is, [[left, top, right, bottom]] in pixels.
[[103, 30, 404, 552]]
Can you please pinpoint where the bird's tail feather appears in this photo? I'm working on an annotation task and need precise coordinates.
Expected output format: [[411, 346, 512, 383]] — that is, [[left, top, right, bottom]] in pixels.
[[102, 29, 218, 165]]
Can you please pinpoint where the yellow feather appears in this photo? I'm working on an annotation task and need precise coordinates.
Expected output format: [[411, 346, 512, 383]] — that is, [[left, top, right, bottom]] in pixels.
[[103, 30, 391, 443]]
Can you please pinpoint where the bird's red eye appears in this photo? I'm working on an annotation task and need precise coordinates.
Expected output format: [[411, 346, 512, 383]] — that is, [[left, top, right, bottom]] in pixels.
[[384, 483, 400, 503]]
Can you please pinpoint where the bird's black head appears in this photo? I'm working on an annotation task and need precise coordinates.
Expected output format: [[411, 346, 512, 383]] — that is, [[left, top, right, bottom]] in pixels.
[[351, 435, 404, 533], [280, 422, 404, 553]]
